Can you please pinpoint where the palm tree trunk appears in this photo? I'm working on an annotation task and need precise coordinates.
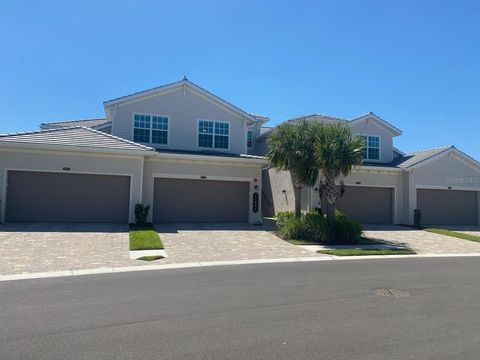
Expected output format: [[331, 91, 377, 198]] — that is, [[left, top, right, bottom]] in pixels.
[[293, 186, 302, 217], [324, 178, 338, 226]]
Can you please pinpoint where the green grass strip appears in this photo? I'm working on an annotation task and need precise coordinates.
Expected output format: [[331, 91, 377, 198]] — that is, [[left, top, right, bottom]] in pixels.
[[424, 228, 480, 243], [317, 248, 416, 256], [129, 227, 164, 250]]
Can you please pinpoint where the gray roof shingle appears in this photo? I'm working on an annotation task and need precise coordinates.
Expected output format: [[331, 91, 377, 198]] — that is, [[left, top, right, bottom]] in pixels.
[[40, 118, 110, 129], [0, 126, 154, 153], [389, 146, 452, 168]]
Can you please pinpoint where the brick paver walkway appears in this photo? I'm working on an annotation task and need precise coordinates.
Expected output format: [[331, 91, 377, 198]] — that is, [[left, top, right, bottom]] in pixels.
[[156, 223, 321, 264], [0, 223, 140, 275], [363, 225, 480, 254]]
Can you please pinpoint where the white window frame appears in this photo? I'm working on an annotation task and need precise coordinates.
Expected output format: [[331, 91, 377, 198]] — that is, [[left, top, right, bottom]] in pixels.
[[132, 113, 170, 146], [197, 119, 230, 150], [359, 134, 380, 161]]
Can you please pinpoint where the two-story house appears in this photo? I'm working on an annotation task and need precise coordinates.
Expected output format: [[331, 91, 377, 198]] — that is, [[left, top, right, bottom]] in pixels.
[[255, 113, 480, 226], [0, 78, 269, 224]]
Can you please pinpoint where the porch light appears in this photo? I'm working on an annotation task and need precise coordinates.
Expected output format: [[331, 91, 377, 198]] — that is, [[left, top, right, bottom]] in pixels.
[[200, 176, 207, 180], [62, 167, 70, 171]]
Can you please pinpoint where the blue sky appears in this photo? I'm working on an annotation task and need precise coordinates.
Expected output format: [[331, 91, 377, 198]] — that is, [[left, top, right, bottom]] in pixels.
[[1, 0, 479, 159]]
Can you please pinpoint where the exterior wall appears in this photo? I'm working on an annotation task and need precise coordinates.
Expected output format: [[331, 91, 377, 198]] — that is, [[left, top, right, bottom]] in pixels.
[[407, 153, 480, 225], [267, 169, 295, 213], [0, 148, 143, 223], [350, 120, 394, 163], [143, 158, 263, 224], [252, 137, 269, 156], [247, 124, 262, 155], [111, 86, 249, 154]]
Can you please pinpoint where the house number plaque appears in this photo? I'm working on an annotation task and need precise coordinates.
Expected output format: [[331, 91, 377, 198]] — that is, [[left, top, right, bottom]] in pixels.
[[252, 192, 259, 213]]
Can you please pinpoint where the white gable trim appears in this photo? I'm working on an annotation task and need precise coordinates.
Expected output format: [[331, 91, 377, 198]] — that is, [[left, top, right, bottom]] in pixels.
[[103, 80, 258, 124], [350, 113, 403, 136]]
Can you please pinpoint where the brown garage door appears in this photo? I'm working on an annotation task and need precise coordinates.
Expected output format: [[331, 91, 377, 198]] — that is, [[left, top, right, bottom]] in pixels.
[[6, 171, 130, 223], [153, 178, 249, 223], [335, 186, 393, 224], [417, 189, 478, 225]]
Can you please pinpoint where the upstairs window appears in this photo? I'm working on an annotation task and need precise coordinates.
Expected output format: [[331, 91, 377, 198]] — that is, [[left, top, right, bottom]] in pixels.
[[360, 135, 380, 160], [247, 130, 253, 148], [198, 120, 229, 149], [133, 114, 168, 145]]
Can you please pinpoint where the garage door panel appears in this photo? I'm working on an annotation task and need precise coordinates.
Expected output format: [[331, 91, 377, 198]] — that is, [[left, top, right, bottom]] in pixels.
[[417, 189, 477, 226], [335, 186, 393, 224], [6, 171, 130, 223], [153, 178, 249, 223]]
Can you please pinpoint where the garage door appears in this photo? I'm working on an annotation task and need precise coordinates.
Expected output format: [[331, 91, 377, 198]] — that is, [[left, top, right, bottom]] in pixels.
[[417, 189, 478, 225], [335, 186, 393, 224], [153, 178, 249, 223], [6, 171, 130, 223]]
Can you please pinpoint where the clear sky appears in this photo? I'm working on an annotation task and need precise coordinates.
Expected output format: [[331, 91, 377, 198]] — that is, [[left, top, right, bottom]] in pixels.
[[1, 0, 479, 159]]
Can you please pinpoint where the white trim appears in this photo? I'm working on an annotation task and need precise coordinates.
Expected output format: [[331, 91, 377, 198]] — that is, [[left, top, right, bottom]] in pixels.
[[152, 173, 251, 182], [352, 165, 402, 173], [350, 113, 403, 136], [148, 152, 268, 166], [196, 119, 231, 151], [132, 112, 170, 147], [415, 184, 480, 192], [2, 169, 134, 223]]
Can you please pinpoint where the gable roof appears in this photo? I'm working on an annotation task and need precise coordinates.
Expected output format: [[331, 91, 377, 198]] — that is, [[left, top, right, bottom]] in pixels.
[[0, 126, 154, 155], [103, 78, 261, 124], [348, 112, 402, 136], [390, 146, 453, 169], [40, 118, 110, 130]]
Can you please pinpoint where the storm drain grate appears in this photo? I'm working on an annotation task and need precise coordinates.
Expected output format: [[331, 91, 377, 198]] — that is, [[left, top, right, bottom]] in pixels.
[[373, 288, 411, 297]]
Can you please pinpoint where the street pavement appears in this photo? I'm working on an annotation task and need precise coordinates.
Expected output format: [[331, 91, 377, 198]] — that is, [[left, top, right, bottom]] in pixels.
[[1, 258, 480, 359]]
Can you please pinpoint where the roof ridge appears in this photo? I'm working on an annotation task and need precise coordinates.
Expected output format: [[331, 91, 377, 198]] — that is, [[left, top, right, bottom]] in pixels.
[[406, 145, 453, 155], [0, 126, 80, 137], [41, 117, 107, 125]]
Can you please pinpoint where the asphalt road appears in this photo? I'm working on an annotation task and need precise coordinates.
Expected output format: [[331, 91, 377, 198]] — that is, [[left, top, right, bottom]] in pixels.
[[1, 258, 480, 360]]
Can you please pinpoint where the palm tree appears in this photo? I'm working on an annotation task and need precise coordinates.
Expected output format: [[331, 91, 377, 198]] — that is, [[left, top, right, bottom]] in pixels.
[[267, 121, 318, 217], [310, 123, 364, 225]]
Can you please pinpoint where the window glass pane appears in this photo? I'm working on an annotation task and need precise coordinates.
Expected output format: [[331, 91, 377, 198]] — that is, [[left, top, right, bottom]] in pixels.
[[247, 130, 252, 147], [215, 122, 229, 135], [198, 134, 213, 148], [134, 128, 150, 143], [152, 130, 167, 144], [199, 120, 213, 134], [152, 116, 168, 130], [368, 136, 379, 148], [134, 114, 151, 129], [214, 135, 228, 149], [368, 148, 380, 160]]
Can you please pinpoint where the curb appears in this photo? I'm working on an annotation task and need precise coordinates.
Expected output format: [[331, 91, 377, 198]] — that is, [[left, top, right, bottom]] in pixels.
[[2, 253, 480, 282]]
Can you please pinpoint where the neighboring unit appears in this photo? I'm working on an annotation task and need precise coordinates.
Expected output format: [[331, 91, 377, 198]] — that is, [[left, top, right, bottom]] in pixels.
[[254, 114, 480, 226]]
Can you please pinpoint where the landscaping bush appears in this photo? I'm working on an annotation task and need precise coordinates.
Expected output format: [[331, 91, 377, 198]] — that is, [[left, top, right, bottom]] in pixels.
[[134, 203, 150, 226], [278, 213, 310, 240], [413, 208, 422, 228], [305, 211, 328, 242], [332, 209, 362, 244]]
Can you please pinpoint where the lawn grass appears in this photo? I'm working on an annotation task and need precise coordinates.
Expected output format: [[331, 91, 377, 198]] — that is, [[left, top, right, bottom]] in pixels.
[[138, 255, 164, 261], [317, 248, 416, 256], [424, 228, 480, 243], [129, 226, 164, 250]]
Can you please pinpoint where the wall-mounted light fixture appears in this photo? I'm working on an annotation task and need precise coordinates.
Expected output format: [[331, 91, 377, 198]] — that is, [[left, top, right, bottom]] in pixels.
[[356, 181, 361, 185], [448, 186, 452, 190], [200, 176, 207, 180], [62, 167, 71, 171], [282, 190, 286, 193]]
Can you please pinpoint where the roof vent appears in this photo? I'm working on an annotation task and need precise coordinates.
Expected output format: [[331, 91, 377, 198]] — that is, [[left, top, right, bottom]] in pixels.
[[183, 75, 188, 81]]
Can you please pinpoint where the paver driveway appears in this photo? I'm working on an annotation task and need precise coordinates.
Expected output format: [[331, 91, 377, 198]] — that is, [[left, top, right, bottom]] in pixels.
[[363, 225, 480, 254], [0, 223, 140, 276], [156, 223, 321, 264]]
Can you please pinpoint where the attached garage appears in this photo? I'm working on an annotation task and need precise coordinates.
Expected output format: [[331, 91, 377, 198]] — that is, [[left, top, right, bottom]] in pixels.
[[153, 178, 249, 223], [6, 171, 131, 223], [417, 189, 478, 225], [335, 185, 393, 224]]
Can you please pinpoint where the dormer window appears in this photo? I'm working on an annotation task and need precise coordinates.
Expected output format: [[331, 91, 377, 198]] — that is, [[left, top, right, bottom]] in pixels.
[[360, 135, 380, 160], [133, 113, 168, 145], [198, 120, 229, 149]]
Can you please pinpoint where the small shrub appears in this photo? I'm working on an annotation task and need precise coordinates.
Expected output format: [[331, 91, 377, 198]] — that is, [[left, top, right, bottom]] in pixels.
[[332, 209, 362, 244], [305, 211, 328, 242], [134, 203, 150, 226], [413, 209, 422, 228], [275, 211, 310, 239]]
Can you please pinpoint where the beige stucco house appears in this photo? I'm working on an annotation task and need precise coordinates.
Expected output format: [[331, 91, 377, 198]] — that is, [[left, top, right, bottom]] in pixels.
[[255, 114, 480, 226], [0, 79, 268, 224], [1, 79, 479, 226]]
